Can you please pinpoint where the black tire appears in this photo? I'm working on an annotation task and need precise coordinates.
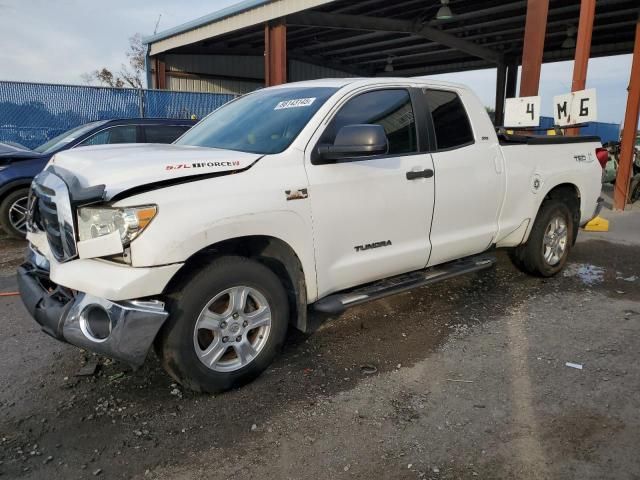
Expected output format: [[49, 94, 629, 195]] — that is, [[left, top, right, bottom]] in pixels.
[[155, 256, 289, 393], [0, 188, 30, 239], [508, 199, 574, 277]]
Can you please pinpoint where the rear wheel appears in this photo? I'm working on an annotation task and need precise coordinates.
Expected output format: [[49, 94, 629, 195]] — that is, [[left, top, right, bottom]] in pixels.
[[155, 256, 289, 393], [0, 188, 30, 239], [509, 199, 574, 277]]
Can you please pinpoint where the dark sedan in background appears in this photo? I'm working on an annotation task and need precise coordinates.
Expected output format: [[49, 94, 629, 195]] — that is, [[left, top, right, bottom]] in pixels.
[[0, 118, 195, 238]]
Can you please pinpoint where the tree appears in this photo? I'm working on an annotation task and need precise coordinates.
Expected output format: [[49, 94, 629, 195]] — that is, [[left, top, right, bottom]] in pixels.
[[83, 34, 145, 88]]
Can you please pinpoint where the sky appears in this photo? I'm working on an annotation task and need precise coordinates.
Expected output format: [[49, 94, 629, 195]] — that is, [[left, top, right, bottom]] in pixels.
[[0, 0, 633, 124]]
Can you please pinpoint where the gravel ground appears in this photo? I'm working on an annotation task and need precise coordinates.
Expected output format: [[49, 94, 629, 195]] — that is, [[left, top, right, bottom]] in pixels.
[[0, 224, 638, 479]]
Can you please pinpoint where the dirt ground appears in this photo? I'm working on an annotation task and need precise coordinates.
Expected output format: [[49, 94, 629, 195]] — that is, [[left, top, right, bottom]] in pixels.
[[1, 221, 639, 479]]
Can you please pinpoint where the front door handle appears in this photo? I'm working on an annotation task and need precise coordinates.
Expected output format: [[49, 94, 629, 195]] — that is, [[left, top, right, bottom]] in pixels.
[[406, 169, 434, 180]]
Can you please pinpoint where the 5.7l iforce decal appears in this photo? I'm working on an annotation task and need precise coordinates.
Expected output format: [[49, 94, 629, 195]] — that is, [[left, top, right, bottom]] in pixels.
[[354, 240, 392, 252], [166, 161, 241, 171]]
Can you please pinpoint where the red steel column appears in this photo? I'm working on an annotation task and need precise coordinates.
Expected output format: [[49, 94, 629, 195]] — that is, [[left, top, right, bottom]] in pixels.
[[613, 18, 640, 210], [519, 0, 549, 97], [265, 19, 287, 86], [567, 0, 596, 136]]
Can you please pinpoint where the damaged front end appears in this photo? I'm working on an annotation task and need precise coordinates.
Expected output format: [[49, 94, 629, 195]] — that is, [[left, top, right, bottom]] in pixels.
[[17, 168, 169, 368]]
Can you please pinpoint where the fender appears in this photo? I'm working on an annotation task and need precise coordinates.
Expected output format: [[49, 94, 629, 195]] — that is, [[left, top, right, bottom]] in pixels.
[[0, 178, 33, 199], [522, 179, 581, 244], [129, 210, 319, 302]]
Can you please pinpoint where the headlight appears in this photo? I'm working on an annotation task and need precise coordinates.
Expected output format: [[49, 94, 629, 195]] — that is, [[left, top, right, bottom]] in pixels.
[[77, 205, 157, 244]]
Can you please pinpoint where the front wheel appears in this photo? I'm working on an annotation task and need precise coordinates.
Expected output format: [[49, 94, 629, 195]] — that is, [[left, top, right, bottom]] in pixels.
[[155, 256, 289, 393], [509, 199, 574, 277]]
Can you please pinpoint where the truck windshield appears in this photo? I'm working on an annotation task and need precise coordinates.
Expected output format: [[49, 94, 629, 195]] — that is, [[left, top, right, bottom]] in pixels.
[[176, 86, 338, 154]]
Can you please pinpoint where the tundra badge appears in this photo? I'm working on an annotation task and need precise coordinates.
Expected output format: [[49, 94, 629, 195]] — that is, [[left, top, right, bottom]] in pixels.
[[354, 240, 392, 252]]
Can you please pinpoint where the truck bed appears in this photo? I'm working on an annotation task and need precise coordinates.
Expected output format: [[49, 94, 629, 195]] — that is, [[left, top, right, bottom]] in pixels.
[[498, 133, 602, 146]]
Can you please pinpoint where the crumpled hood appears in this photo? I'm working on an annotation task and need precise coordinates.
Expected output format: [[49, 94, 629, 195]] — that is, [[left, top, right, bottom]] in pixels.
[[48, 143, 262, 198], [0, 142, 45, 162]]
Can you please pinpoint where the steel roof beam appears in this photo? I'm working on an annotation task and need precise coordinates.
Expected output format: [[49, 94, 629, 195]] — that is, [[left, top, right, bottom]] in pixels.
[[295, 31, 393, 51], [324, 36, 429, 58], [289, 0, 587, 46], [204, 0, 636, 54], [379, 59, 492, 76], [374, 38, 634, 77], [350, 26, 635, 73], [333, 10, 639, 62], [441, 0, 631, 36], [288, 11, 503, 63], [285, 0, 431, 45], [347, 18, 638, 66]]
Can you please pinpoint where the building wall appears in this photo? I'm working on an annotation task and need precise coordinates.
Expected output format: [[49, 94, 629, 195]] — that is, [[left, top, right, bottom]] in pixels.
[[165, 54, 264, 79], [166, 75, 261, 95], [289, 59, 356, 81], [160, 54, 352, 94]]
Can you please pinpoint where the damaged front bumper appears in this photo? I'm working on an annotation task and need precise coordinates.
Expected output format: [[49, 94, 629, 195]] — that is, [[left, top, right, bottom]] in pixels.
[[17, 248, 168, 368]]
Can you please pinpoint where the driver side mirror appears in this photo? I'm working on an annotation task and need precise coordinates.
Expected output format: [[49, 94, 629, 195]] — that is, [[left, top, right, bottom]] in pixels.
[[317, 124, 389, 161]]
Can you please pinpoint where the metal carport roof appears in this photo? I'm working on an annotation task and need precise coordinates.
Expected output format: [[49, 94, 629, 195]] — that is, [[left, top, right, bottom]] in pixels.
[[144, 0, 639, 77]]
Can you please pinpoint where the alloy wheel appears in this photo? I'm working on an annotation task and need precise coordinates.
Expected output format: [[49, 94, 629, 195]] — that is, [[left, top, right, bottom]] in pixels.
[[8, 195, 29, 234], [193, 286, 272, 372], [542, 215, 568, 266]]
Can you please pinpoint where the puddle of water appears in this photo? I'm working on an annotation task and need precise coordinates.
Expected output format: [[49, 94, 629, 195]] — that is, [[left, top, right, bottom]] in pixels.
[[563, 263, 605, 285]]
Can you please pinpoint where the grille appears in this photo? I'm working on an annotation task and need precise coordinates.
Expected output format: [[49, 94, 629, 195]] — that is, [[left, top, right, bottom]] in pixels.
[[38, 195, 64, 259], [30, 172, 77, 262]]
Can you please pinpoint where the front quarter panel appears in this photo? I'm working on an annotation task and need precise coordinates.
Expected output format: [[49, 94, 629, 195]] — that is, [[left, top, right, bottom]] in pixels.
[[0, 157, 49, 197], [117, 153, 319, 301]]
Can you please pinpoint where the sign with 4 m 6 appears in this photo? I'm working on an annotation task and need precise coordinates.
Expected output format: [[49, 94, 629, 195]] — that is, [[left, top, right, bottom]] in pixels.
[[504, 96, 541, 127], [553, 88, 598, 127]]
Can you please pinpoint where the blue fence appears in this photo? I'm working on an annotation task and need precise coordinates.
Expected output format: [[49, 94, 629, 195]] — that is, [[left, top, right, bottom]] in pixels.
[[0, 81, 235, 149], [2, 80, 622, 150]]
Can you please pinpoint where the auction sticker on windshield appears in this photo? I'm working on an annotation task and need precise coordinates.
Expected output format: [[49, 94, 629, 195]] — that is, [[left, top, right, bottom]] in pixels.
[[274, 98, 316, 110]]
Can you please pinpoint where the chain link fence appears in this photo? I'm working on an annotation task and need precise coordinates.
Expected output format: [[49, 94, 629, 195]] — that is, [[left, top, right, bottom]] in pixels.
[[0, 81, 235, 149]]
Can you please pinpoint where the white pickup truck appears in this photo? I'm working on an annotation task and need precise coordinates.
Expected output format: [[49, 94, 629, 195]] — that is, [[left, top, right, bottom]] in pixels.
[[19, 78, 606, 393]]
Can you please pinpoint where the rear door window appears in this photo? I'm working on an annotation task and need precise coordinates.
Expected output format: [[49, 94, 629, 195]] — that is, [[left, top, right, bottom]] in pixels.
[[144, 125, 190, 143], [79, 125, 137, 146], [424, 90, 474, 150]]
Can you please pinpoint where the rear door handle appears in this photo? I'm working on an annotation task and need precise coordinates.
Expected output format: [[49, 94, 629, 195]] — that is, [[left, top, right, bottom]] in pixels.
[[406, 169, 434, 180]]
